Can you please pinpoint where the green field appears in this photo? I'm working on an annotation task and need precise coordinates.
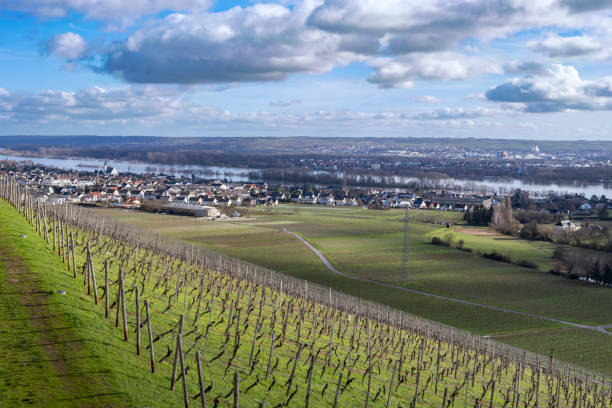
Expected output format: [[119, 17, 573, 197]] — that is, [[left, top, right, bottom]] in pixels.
[[87, 205, 612, 375], [92, 206, 612, 324], [6, 199, 609, 406], [427, 226, 555, 271], [497, 327, 612, 376]]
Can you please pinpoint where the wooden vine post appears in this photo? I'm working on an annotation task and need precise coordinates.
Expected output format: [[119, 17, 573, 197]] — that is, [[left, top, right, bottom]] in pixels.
[[195, 351, 206, 408], [135, 286, 141, 355], [145, 300, 155, 373]]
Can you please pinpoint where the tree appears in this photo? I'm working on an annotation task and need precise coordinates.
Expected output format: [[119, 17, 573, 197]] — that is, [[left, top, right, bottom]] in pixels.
[[444, 232, 454, 247], [597, 206, 609, 220], [463, 206, 493, 226], [457, 239, 465, 250], [511, 189, 532, 210], [519, 220, 538, 240], [491, 197, 519, 235], [603, 263, 612, 285]]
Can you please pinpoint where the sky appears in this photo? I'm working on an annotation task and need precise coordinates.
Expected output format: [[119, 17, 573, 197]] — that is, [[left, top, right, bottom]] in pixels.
[[0, 0, 611, 139]]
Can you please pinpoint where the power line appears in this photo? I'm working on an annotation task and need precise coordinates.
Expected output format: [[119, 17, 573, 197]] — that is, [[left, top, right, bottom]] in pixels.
[[401, 206, 411, 283]]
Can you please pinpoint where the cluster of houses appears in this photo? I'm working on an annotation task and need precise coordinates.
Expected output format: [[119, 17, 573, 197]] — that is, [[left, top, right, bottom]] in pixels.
[[3, 164, 611, 221], [4, 167, 497, 215]]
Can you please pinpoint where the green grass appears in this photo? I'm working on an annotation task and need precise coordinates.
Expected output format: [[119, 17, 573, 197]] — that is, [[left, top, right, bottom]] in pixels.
[[91, 206, 612, 324], [89, 207, 561, 331], [2, 195, 612, 408], [0, 247, 71, 405], [427, 226, 555, 271], [498, 328, 612, 376], [0, 202, 563, 406], [0, 202, 192, 406], [87, 205, 612, 375]]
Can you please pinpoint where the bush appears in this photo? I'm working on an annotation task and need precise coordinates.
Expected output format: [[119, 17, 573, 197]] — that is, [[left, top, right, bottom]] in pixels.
[[456, 239, 464, 250], [141, 200, 164, 213], [431, 237, 449, 247], [482, 250, 511, 263], [516, 260, 538, 269]]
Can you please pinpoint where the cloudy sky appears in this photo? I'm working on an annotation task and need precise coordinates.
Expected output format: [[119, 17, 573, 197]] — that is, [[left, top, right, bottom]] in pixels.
[[1, 0, 611, 139]]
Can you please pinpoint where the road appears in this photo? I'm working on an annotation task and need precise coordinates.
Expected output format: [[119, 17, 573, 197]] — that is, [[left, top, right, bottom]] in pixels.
[[288, 231, 612, 335]]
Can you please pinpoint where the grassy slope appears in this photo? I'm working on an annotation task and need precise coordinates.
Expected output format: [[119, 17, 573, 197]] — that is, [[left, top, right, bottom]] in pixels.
[[3, 196, 612, 408], [0, 201, 575, 407], [0, 201, 189, 407]]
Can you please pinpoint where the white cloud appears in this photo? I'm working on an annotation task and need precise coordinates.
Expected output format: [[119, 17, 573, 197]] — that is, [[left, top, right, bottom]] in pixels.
[[561, 0, 612, 12], [0, 86, 190, 123], [45, 32, 87, 60], [486, 64, 612, 112], [269, 100, 302, 107], [308, 0, 584, 54], [0, 84, 510, 130], [529, 34, 604, 57], [101, 3, 356, 83], [367, 53, 501, 88], [407, 106, 511, 120], [7, 0, 211, 28], [25, 0, 612, 89], [503, 61, 549, 75], [518, 121, 539, 130], [414, 95, 442, 104]]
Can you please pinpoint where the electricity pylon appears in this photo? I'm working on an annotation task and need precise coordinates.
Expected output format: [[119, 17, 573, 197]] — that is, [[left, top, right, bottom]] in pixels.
[[401, 206, 411, 283]]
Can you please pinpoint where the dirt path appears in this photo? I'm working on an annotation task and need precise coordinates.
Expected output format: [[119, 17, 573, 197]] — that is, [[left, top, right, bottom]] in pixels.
[[0, 232, 116, 406], [288, 231, 612, 336]]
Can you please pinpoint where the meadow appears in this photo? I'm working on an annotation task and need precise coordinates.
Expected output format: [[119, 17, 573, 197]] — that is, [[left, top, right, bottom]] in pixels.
[[88, 205, 612, 374], [92, 205, 612, 324]]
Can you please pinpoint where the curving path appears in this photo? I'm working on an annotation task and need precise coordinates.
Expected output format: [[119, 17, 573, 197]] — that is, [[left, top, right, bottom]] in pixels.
[[287, 231, 612, 335]]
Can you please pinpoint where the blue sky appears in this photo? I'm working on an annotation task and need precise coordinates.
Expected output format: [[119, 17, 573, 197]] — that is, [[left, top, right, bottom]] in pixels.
[[0, 0, 611, 139]]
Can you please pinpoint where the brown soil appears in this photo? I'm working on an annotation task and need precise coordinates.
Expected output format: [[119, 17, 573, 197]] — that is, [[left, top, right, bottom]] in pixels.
[[457, 227, 501, 237]]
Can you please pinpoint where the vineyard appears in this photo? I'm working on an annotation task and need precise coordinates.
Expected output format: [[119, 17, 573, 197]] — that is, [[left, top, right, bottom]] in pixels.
[[1, 175, 611, 408]]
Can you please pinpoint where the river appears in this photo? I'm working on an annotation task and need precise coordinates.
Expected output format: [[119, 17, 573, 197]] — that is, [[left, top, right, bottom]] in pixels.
[[2, 152, 611, 197], [0, 153, 253, 182]]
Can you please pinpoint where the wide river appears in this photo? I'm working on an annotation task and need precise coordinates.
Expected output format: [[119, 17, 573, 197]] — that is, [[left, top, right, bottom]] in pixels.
[[0, 153, 253, 182], [2, 152, 612, 198]]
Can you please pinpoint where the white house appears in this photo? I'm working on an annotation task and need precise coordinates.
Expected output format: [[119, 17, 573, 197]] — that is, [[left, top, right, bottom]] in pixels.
[[554, 220, 582, 233]]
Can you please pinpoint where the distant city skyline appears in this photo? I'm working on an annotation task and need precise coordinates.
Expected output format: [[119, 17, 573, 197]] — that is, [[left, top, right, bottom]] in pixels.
[[1, 0, 611, 139]]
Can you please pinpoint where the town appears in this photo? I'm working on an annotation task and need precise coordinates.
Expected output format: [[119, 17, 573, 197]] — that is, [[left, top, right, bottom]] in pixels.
[[3, 158, 610, 223]]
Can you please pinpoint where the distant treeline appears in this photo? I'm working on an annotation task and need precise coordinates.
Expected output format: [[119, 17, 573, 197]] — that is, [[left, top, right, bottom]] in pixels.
[[3, 135, 612, 153], [255, 168, 449, 189], [2, 146, 291, 169]]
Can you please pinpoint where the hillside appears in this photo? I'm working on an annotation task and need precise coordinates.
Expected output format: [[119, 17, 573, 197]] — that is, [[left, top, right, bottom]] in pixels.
[[1, 176, 610, 407]]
